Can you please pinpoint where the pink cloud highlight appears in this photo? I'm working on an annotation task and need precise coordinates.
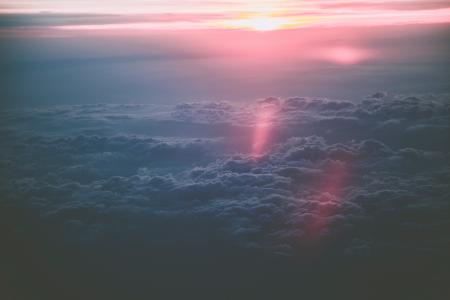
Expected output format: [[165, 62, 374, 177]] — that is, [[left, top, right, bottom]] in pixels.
[[318, 46, 374, 65], [251, 102, 278, 157]]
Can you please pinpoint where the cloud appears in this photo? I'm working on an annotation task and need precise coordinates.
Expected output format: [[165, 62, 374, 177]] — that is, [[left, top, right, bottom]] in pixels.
[[1, 94, 449, 295], [319, 1, 450, 11], [2, 1, 450, 32], [0, 13, 230, 28]]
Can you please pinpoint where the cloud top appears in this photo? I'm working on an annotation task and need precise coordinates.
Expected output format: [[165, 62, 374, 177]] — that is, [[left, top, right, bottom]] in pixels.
[[1, 94, 449, 295]]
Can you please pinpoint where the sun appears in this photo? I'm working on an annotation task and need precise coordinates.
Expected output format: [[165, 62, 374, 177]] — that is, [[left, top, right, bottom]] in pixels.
[[224, 16, 289, 31], [242, 17, 285, 31]]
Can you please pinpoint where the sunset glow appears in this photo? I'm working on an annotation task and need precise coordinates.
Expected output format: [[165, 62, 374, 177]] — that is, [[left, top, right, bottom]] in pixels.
[[1, 1, 449, 31], [224, 15, 297, 31], [227, 16, 285, 31]]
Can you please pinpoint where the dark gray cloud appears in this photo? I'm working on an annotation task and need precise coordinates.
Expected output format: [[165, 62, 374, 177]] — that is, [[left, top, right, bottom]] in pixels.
[[1, 94, 449, 297], [0, 12, 229, 28]]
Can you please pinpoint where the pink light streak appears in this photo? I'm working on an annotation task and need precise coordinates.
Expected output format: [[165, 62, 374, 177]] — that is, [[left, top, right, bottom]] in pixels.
[[305, 161, 349, 243], [251, 104, 278, 157]]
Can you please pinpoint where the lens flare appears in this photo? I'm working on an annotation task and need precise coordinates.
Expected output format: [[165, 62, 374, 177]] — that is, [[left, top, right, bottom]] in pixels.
[[320, 46, 373, 65], [251, 104, 277, 156], [305, 161, 349, 245]]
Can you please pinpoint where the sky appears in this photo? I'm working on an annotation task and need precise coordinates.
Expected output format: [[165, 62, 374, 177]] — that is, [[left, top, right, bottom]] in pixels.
[[0, 1, 449, 106], [1, 0, 450, 28]]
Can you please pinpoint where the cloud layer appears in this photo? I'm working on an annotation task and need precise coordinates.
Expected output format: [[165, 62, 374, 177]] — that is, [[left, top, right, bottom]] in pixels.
[[1, 1, 450, 29], [1, 93, 449, 297]]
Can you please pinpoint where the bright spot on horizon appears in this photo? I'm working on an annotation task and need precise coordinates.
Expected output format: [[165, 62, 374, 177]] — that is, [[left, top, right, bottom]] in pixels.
[[227, 16, 287, 31], [320, 47, 373, 65], [222, 14, 309, 31]]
